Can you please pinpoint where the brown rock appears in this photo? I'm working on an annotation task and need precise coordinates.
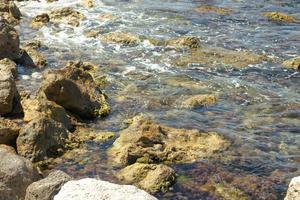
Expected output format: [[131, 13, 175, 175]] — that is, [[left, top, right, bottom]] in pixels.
[[181, 94, 217, 108], [282, 56, 300, 70], [0, 118, 19, 146], [49, 7, 85, 27], [31, 13, 50, 29], [0, 21, 20, 60]]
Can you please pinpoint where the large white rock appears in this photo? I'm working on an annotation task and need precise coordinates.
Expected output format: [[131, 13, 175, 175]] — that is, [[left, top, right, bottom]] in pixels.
[[285, 176, 300, 200], [54, 178, 157, 200]]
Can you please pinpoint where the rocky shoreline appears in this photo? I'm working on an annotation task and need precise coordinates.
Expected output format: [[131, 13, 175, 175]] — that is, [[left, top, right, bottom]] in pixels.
[[0, 0, 299, 199]]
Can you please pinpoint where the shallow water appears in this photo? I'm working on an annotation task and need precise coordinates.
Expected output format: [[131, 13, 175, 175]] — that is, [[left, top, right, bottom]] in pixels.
[[17, 0, 299, 199]]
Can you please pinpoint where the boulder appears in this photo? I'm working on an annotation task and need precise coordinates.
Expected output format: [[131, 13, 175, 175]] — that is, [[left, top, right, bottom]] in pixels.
[[108, 116, 230, 166], [117, 163, 176, 193], [100, 32, 140, 46], [0, 151, 40, 200], [25, 170, 72, 200], [49, 7, 85, 27], [16, 117, 69, 162], [0, 118, 19, 146], [285, 176, 300, 200], [282, 56, 300, 70], [0, 21, 20, 60], [181, 94, 217, 108], [54, 178, 157, 200], [21, 96, 72, 130], [39, 65, 109, 119], [0, 58, 17, 78]]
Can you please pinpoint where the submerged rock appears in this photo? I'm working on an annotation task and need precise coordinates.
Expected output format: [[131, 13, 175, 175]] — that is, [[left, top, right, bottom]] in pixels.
[[25, 170, 72, 200], [166, 36, 201, 49], [0, 21, 20, 60], [181, 94, 217, 108], [174, 48, 268, 69], [108, 116, 230, 166], [16, 117, 69, 162], [54, 178, 157, 200], [0, 151, 40, 200], [49, 7, 85, 27], [117, 163, 176, 193], [282, 56, 300, 70], [100, 32, 140, 46], [285, 176, 300, 200], [73, 126, 115, 143], [0, 118, 20, 146], [39, 65, 109, 119], [195, 5, 233, 15], [264, 12, 297, 23]]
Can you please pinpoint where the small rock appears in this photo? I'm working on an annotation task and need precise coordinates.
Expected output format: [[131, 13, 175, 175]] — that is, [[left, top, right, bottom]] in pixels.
[[0, 144, 16, 154], [282, 56, 300, 70], [0, 118, 20, 146], [25, 170, 72, 200], [195, 5, 233, 15], [54, 178, 157, 200], [285, 176, 300, 200], [31, 13, 50, 29], [264, 12, 297, 23], [0, 58, 17, 78], [100, 32, 140, 46], [167, 36, 201, 49], [181, 94, 217, 108], [49, 7, 85, 27]]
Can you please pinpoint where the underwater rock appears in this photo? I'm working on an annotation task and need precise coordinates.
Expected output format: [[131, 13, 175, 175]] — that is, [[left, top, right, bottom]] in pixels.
[[285, 176, 300, 200], [0, 117, 20, 146], [117, 163, 176, 193], [264, 12, 297, 23], [195, 5, 233, 15], [174, 48, 268, 69], [108, 116, 230, 166], [100, 31, 140, 46], [25, 170, 72, 200], [0, 21, 20, 60], [54, 178, 158, 200], [73, 126, 115, 143], [282, 56, 300, 70], [39, 64, 109, 119], [30, 13, 50, 28], [166, 36, 201, 49], [0, 151, 40, 200], [49, 7, 85, 27], [181, 94, 217, 108], [16, 117, 69, 162]]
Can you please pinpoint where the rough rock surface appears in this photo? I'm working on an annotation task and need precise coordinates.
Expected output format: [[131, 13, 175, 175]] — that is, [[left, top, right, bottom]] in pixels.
[[0, 21, 20, 60], [49, 7, 85, 26], [282, 56, 300, 70], [264, 12, 297, 23], [0, 144, 16, 154], [0, 118, 20, 146], [0, 151, 40, 200], [39, 65, 109, 119], [285, 176, 300, 200], [181, 94, 217, 108], [117, 163, 176, 193], [166, 36, 201, 49], [0, 1, 21, 26], [195, 5, 233, 15], [0, 58, 17, 78], [31, 13, 50, 28], [16, 117, 69, 162], [54, 178, 157, 200], [25, 170, 72, 200], [108, 116, 230, 166], [100, 32, 140, 46]]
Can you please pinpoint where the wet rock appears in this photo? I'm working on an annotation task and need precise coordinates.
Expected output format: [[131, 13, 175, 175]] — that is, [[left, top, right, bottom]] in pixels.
[[0, 58, 17, 78], [82, 0, 94, 8], [99, 13, 117, 22], [39, 65, 109, 119], [285, 176, 300, 200], [117, 163, 176, 193], [264, 12, 297, 23], [0, 144, 16, 154], [0, 21, 20, 60], [16, 117, 69, 162], [21, 96, 72, 130], [174, 48, 268, 69], [108, 116, 230, 166], [73, 126, 115, 143], [166, 36, 201, 49], [25, 170, 72, 200], [22, 47, 47, 68], [65, 60, 98, 78], [49, 7, 85, 27], [0, 151, 40, 200], [0, 1, 21, 26], [54, 178, 158, 200], [181, 94, 217, 108], [282, 56, 300, 70], [31, 13, 50, 28], [100, 32, 140, 46], [84, 29, 103, 38], [195, 5, 233, 15], [0, 117, 19, 146], [0, 69, 22, 116]]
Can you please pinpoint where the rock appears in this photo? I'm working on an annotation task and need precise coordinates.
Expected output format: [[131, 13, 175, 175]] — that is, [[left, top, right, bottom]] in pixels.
[[65, 60, 98, 78], [82, 0, 94, 8], [73, 126, 115, 143], [84, 29, 103, 38], [166, 36, 201, 49], [285, 176, 300, 200], [21, 96, 72, 130], [54, 178, 157, 200], [31, 13, 50, 28], [39, 65, 109, 119], [0, 118, 20, 146], [49, 7, 85, 27], [0, 69, 21, 116], [8, 1, 21, 20], [282, 56, 300, 70], [16, 117, 69, 162], [98, 13, 117, 22], [117, 163, 176, 193], [181, 94, 217, 108], [0, 1, 21, 26], [174, 48, 268, 69], [195, 5, 233, 15], [100, 32, 140, 46], [0, 58, 17, 78], [108, 116, 230, 166], [0, 144, 16, 154], [25, 170, 72, 200], [0, 21, 20, 60], [17, 47, 47, 68], [264, 12, 297, 23], [0, 151, 40, 200]]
